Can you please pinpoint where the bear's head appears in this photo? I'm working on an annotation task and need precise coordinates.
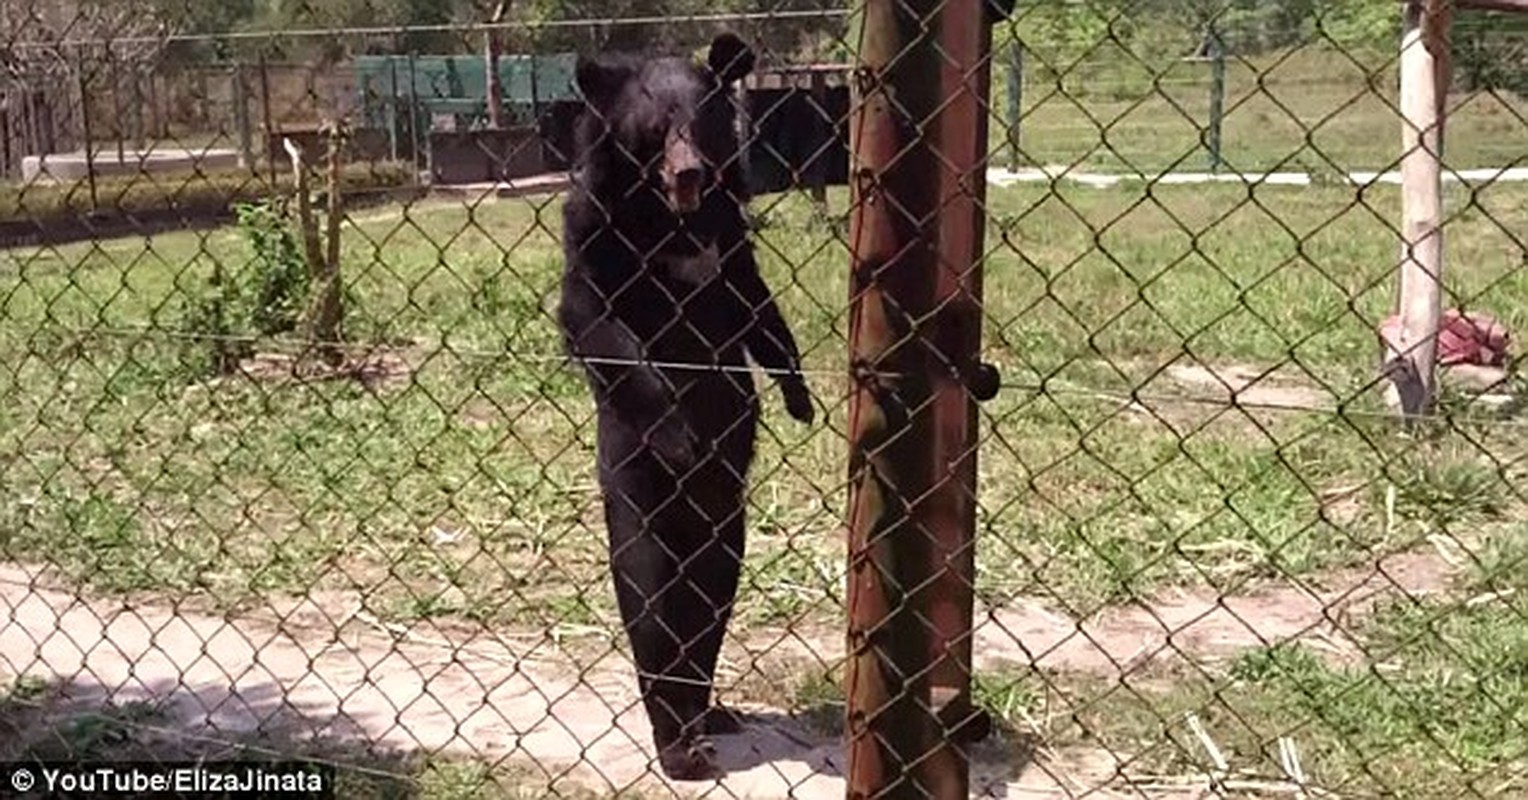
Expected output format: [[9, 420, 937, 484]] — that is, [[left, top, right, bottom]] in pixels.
[[573, 33, 757, 215]]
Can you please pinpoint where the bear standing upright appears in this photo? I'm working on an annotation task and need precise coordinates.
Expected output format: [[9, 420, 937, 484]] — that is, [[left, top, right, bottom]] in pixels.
[[556, 33, 815, 781]]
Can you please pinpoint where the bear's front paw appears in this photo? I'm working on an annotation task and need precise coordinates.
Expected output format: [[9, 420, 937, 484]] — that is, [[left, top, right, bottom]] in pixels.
[[781, 380, 815, 425], [649, 417, 699, 467]]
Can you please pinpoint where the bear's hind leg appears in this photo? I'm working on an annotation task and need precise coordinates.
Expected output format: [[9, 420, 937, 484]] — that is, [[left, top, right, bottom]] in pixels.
[[671, 471, 748, 738], [604, 484, 715, 779]]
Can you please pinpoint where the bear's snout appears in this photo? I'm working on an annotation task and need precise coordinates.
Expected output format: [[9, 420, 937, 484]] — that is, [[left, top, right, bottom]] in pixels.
[[663, 128, 706, 213]]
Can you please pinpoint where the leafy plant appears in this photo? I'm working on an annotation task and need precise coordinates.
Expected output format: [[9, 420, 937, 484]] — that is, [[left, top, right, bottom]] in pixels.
[[235, 199, 312, 337], [180, 199, 313, 376]]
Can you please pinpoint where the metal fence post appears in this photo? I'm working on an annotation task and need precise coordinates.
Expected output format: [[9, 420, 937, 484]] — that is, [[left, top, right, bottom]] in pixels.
[[1, 100, 11, 179], [109, 40, 125, 165], [407, 52, 422, 174], [233, 62, 252, 170], [845, 0, 1000, 796], [1207, 29, 1225, 173], [76, 47, 99, 212], [1006, 39, 1023, 171], [387, 57, 400, 163], [259, 53, 276, 184]]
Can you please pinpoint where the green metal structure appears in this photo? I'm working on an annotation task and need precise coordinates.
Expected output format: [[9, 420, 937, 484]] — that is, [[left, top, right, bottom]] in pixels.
[[354, 53, 578, 157]]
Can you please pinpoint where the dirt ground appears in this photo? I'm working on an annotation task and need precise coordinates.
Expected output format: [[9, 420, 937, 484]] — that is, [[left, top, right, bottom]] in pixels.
[[0, 539, 1460, 798]]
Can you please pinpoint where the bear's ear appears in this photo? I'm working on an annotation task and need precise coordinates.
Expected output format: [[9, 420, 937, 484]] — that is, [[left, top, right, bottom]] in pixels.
[[706, 32, 755, 85], [575, 57, 632, 112]]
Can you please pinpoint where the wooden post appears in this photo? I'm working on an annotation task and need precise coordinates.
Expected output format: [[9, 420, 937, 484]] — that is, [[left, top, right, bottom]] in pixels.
[[924, 0, 1001, 760], [483, 0, 511, 130], [154, 71, 168, 139], [286, 126, 345, 367], [195, 69, 210, 130], [77, 61, 99, 211], [845, 0, 944, 790], [311, 121, 347, 366], [844, 0, 999, 796], [1384, 0, 1453, 418], [284, 137, 324, 278]]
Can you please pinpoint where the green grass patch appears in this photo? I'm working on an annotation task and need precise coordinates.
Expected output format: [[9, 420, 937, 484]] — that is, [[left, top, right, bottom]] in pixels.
[[963, 527, 1528, 795], [995, 595, 1528, 796], [0, 178, 1524, 628], [991, 45, 1528, 173]]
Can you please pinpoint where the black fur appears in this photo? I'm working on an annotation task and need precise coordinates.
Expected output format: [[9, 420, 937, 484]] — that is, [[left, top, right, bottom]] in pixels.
[[555, 33, 813, 781]]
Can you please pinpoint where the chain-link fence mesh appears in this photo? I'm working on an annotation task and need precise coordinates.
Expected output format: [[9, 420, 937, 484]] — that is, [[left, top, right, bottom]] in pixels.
[[0, 0, 1525, 796]]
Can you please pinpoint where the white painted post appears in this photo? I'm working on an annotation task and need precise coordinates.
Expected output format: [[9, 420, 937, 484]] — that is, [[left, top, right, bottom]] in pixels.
[[1384, 0, 1453, 419]]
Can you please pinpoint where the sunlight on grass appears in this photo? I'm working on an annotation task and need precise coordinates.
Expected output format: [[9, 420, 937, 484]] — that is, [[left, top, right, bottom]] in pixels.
[[1, 178, 1525, 628]]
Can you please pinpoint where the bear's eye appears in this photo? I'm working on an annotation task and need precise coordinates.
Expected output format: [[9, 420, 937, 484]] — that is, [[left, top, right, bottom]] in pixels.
[[617, 118, 664, 158]]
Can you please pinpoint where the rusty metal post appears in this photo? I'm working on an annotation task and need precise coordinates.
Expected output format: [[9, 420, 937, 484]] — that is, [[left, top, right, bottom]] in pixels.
[[844, 0, 1001, 797], [925, 0, 1004, 755]]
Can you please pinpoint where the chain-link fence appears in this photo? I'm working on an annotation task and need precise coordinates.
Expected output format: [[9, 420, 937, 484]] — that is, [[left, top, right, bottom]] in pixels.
[[1, 0, 1526, 796]]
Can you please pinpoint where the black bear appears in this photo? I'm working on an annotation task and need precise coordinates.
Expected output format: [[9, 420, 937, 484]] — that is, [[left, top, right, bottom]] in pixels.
[[556, 33, 815, 780]]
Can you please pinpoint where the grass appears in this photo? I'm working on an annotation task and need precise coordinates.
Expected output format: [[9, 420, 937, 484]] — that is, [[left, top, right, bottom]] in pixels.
[[965, 523, 1528, 797], [1, 177, 1525, 629], [992, 46, 1527, 173], [753, 521, 1528, 795]]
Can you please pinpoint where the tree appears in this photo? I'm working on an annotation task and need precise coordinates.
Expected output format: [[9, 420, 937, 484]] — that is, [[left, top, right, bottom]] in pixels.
[[2, 0, 175, 79]]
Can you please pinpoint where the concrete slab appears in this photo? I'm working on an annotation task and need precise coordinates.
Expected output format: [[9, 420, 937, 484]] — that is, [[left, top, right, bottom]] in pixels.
[[21, 148, 242, 183]]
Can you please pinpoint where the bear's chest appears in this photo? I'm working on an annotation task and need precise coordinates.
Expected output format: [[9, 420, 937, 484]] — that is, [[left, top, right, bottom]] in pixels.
[[654, 242, 723, 286]]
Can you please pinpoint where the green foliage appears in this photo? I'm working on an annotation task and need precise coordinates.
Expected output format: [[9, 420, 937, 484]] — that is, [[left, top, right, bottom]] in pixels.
[[154, 0, 846, 61], [1454, 11, 1528, 95], [181, 199, 312, 376], [179, 258, 251, 377], [235, 200, 312, 337], [1006, 0, 1396, 59], [1312, 0, 1397, 53]]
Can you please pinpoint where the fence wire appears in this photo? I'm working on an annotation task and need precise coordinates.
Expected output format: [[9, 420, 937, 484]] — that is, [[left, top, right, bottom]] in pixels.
[[1, 0, 1526, 797]]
